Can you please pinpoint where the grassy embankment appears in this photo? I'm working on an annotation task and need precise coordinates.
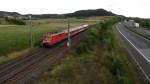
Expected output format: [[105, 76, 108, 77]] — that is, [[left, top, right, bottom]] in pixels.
[[36, 18, 147, 84], [0, 19, 98, 63]]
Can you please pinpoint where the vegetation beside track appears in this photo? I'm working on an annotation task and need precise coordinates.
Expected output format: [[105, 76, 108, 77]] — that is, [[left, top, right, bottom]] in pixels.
[[36, 18, 147, 84]]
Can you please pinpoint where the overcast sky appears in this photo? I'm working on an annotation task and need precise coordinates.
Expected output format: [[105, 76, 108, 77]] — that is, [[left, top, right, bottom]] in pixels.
[[0, 0, 150, 18]]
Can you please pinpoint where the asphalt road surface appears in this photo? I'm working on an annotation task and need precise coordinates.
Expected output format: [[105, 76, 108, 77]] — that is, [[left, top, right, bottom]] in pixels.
[[115, 23, 150, 83]]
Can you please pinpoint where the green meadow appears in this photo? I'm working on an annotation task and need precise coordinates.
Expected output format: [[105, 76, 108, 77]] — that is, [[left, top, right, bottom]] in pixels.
[[0, 18, 98, 56]]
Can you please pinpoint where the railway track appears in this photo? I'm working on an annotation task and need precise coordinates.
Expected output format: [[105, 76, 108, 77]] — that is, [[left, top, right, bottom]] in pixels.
[[0, 27, 89, 84], [0, 49, 49, 82]]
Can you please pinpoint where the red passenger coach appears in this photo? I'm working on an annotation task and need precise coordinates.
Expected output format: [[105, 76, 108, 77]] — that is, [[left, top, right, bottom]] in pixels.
[[42, 24, 88, 47]]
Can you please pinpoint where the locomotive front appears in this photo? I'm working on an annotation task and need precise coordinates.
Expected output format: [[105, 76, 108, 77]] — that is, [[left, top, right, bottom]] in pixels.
[[42, 33, 53, 47]]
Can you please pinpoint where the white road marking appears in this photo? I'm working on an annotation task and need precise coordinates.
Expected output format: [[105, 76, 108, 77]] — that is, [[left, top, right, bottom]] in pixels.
[[116, 24, 150, 82], [116, 25, 150, 63]]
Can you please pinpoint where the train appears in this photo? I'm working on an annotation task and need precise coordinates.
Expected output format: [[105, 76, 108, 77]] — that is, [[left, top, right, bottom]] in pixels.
[[42, 24, 89, 47]]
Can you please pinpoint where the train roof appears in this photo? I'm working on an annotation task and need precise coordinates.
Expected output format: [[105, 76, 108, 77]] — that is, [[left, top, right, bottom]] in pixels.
[[63, 24, 88, 33], [47, 24, 88, 36]]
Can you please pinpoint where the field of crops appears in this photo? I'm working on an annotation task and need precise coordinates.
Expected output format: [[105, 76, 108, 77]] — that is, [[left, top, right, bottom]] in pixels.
[[0, 18, 98, 57]]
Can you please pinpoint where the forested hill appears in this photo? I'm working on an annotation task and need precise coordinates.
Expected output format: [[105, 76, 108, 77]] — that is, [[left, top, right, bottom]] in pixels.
[[65, 9, 116, 17], [0, 11, 20, 17], [30, 9, 117, 18], [0, 9, 117, 19]]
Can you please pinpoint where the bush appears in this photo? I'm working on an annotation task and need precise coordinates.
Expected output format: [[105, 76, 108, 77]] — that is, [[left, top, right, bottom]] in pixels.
[[110, 58, 121, 75], [75, 25, 99, 55], [51, 64, 75, 82], [5, 17, 26, 25], [119, 76, 130, 84], [75, 42, 88, 54]]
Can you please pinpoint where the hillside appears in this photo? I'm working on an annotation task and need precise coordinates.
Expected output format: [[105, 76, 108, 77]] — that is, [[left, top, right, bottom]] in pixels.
[[0, 11, 20, 17], [65, 9, 116, 17], [0, 9, 116, 19]]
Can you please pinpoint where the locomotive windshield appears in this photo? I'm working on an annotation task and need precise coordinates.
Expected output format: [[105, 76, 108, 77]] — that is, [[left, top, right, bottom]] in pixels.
[[47, 31, 58, 34]]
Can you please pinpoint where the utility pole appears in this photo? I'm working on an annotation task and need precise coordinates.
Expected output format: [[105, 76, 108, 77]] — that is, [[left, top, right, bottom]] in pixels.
[[67, 18, 71, 47], [29, 15, 33, 49]]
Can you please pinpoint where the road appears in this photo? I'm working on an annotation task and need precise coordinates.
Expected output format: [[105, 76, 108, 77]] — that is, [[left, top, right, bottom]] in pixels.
[[115, 23, 150, 83]]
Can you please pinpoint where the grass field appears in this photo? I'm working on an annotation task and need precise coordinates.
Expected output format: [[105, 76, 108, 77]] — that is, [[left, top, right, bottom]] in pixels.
[[0, 24, 60, 56], [0, 18, 99, 57]]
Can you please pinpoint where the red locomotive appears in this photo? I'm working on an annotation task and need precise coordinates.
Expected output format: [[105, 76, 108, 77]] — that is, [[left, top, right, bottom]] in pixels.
[[42, 25, 89, 47]]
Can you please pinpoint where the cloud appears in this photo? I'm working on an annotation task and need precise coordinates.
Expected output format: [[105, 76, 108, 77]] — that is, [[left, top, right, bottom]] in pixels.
[[0, 0, 149, 18]]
